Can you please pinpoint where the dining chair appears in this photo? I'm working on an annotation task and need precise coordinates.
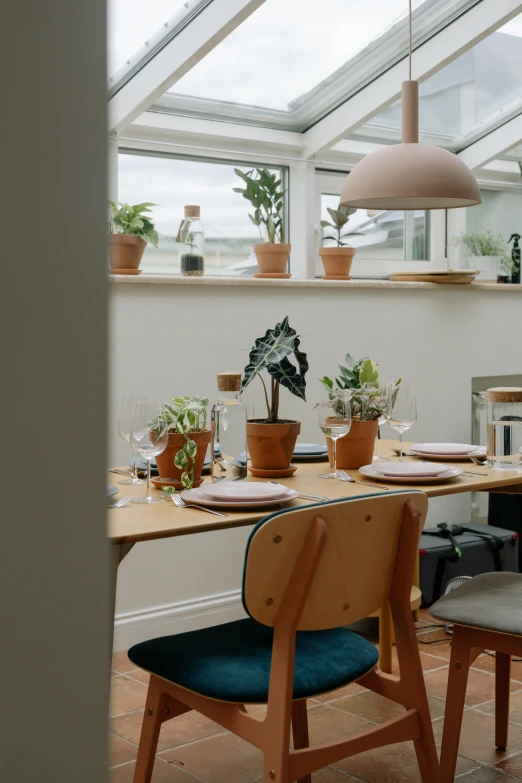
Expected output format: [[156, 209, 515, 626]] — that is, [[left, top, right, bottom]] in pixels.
[[431, 572, 522, 783], [128, 490, 440, 783]]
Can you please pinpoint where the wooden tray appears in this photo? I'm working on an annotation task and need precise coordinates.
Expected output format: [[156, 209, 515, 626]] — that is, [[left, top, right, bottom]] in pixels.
[[390, 273, 475, 284], [392, 268, 477, 276]]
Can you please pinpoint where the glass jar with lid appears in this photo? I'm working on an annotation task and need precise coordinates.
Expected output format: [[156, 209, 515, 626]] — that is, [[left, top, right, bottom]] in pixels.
[[179, 205, 204, 276], [211, 373, 247, 482], [486, 387, 522, 469]]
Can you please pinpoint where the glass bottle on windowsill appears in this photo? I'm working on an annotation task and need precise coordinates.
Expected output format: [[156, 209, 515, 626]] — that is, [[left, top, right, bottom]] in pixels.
[[211, 373, 247, 482], [179, 205, 204, 276]]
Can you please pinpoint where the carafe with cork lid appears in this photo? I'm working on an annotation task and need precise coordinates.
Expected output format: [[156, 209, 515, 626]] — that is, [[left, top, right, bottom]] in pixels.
[[486, 387, 522, 469], [179, 205, 204, 276], [211, 373, 248, 482]]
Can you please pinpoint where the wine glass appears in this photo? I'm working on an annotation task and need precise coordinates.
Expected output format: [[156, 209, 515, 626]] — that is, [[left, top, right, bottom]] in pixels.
[[385, 384, 417, 461], [362, 383, 390, 463], [316, 391, 352, 480], [130, 402, 168, 504], [118, 392, 147, 485]]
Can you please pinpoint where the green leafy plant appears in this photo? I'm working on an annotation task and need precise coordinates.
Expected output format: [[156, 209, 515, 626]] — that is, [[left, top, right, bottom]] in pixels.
[[233, 168, 286, 244], [152, 397, 208, 489], [241, 317, 308, 423], [456, 225, 512, 274], [109, 202, 159, 247], [320, 354, 401, 421], [320, 204, 362, 247], [184, 232, 200, 255]]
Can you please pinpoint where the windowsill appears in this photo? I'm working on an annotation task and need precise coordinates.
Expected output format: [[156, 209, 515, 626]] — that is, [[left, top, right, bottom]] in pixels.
[[108, 274, 522, 292]]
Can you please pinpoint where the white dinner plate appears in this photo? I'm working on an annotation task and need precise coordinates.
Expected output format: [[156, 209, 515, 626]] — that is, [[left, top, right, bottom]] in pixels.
[[293, 443, 328, 455], [372, 462, 451, 478], [359, 464, 463, 484], [411, 442, 479, 455], [408, 446, 486, 461], [107, 485, 119, 497], [201, 481, 290, 502], [181, 487, 299, 509]]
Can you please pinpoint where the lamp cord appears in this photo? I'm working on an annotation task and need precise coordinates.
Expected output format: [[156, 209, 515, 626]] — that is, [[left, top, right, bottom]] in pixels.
[[409, 0, 412, 80]]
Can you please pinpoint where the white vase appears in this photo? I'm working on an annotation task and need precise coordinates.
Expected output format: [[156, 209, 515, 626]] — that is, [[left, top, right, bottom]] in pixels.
[[469, 255, 498, 281]]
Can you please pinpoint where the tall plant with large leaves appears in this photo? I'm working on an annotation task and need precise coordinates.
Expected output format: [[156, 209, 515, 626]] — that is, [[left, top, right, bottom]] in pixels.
[[241, 317, 308, 423], [233, 168, 285, 244], [321, 204, 362, 247]]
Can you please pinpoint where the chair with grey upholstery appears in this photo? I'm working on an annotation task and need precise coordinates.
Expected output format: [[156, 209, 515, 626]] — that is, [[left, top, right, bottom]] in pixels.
[[431, 572, 522, 783]]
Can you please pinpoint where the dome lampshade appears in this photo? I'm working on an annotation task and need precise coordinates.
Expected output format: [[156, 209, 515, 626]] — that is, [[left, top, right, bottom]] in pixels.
[[340, 81, 481, 210]]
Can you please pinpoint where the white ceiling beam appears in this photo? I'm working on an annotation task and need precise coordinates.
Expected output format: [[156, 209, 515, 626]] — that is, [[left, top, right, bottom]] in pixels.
[[458, 112, 522, 169], [302, 0, 522, 159], [108, 0, 267, 134]]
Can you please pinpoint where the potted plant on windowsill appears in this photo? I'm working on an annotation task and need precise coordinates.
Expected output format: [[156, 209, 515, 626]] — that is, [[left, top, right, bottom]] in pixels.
[[241, 317, 308, 474], [151, 396, 211, 489], [320, 354, 400, 469], [233, 168, 289, 278], [108, 201, 159, 274], [455, 226, 512, 281], [319, 204, 362, 279]]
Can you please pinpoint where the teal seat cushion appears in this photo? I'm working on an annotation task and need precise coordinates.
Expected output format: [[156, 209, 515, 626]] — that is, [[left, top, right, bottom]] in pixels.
[[128, 617, 378, 703]]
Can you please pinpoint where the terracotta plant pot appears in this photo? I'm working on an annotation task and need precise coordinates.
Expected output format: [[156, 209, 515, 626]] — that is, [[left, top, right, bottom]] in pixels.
[[326, 419, 378, 470], [247, 420, 301, 470], [254, 243, 291, 275], [320, 247, 355, 278], [155, 429, 212, 489], [109, 235, 146, 270]]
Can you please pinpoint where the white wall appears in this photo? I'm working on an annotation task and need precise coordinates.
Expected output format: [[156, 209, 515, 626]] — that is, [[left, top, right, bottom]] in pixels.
[[110, 280, 522, 650]]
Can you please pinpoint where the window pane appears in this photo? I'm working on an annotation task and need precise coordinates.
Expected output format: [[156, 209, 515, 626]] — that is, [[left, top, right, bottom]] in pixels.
[[466, 189, 522, 243], [117, 152, 284, 275]]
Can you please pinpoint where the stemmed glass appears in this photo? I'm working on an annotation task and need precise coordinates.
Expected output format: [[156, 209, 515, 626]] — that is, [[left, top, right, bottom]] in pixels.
[[118, 393, 147, 485], [385, 384, 417, 461], [362, 383, 390, 463], [316, 391, 352, 480], [130, 402, 168, 504]]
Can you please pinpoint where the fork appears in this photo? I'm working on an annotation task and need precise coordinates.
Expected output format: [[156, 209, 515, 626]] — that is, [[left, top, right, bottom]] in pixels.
[[172, 493, 228, 518], [268, 481, 329, 502], [108, 495, 131, 508], [337, 470, 390, 491]]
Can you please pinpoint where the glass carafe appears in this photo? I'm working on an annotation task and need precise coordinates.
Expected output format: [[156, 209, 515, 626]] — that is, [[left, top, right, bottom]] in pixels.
[[211, 373, 247, 482], [486, 387, 522, 469], [179, 205, 204, 276]]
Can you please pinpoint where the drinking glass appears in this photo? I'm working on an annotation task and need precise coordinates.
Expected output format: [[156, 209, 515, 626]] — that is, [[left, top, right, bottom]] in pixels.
[[130, 402, 168, 504], [118, 392, 147, 485], [316, 391, 351, 479], [386, 384, 417, 461], [362, 383, 390, 463]]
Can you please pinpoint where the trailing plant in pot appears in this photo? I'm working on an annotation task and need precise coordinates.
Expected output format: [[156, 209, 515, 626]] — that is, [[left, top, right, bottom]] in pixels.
[[455, 225, 512, 280], [108, 201, 159, 273], [320, 204, 362, 279], [233, 168, 289, 277], [320, 354, 401, 469], [151, 396, 210, 490], [241, 317, 308, 473]]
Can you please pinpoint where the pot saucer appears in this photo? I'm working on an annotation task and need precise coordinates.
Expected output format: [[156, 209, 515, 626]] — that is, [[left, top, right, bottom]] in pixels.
[[109, 268, 142, 275], [323, 275, 352, 280], [254, 273, 292, 279], [249, 466, 297, 478], [151, 476, 204, 490]]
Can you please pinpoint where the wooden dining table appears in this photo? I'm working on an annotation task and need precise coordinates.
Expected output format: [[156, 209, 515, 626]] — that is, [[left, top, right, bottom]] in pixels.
[[108, 440, 522, 672]]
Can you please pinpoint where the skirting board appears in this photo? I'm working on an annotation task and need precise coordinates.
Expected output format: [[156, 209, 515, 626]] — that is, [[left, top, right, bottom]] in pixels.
[[113, 589, 246, 652]]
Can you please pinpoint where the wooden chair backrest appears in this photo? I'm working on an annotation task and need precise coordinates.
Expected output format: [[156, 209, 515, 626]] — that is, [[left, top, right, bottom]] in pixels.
[[243, 491, 427, 631]]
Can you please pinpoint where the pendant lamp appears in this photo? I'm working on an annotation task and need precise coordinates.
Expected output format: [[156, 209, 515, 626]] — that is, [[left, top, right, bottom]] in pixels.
[[340, 1, 481, 210]]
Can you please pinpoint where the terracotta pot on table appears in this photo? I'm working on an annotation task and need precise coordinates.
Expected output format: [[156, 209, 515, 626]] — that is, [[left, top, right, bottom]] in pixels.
[[247, 420, 301, 470], [155, 429, 212, 489], [326, 419, 378, 470]]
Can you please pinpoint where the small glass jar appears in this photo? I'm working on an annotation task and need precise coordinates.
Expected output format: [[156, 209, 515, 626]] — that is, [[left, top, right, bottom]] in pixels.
[[211, 373, 247, 482], [180, 205, 204, 276], [486, 387, 522, 469]]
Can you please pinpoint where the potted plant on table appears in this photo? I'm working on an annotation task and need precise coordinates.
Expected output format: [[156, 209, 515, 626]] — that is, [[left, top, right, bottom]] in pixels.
[[456, 226, 512, 281], [320, 354, 400, 469], [233, 168, 289, 277], [241, 317, 308, 474], [319, 204, 362, 279], [152, 396, 211, 489], [108, 201, 159, 273]]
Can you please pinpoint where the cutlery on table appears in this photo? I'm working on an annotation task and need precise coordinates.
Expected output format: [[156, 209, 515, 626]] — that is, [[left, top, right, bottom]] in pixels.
[[108, 495, 131, 508], [470, 456, 488, 465], [268, 481, 329, 502], [338, 469, 390, 491], [172, 493, 228, 518], [109, 468, 147, 478]]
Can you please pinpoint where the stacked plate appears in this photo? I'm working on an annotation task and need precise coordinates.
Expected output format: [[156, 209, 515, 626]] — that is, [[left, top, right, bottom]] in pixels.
[[292, 443, 329, 462], [408, 443, 486, 461], [359, 461, 463, 484], [181, 481, 299, 509]]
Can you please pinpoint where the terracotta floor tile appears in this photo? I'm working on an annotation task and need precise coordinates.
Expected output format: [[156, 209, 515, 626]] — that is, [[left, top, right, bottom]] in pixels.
[[333, 690, 446, 724], [454, 766, 522, 782], [110, 707, 225, 753], [494, 749, 522, 778], [471, 653, 522, 683], [160, 732, 263, 783], [476, 688, 522, 724], [432, 708, 522, 765], [306, 704, 376, 745], [123, 669, 151, 686], [112, 651, 136, 674], [110, 675, 148, 718], [314, 683, 368, 703], [391, 648, 449, 675], [423, 665, 519, 707], [110, 758, 191, 783], [109, 733, 138, 767], [311, 768, 361, 781]]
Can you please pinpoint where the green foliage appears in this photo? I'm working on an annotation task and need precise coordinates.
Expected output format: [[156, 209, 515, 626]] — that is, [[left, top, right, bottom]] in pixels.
[[241, 317, 308, 423], [109, 202, 159, 247], [151, 396, 209, 489], [320, 353, 401, 421], [457, 225, 512, 274], [233, 168, 286, 244], [183, 232, 200, 255], [320, 204, 362, 247]]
